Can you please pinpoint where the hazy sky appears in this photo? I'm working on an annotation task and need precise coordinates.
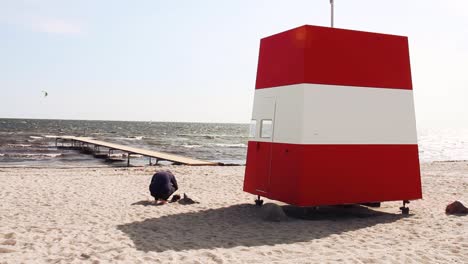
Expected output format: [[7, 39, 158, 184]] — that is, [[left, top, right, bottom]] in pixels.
[[1, 0, 467, 127]]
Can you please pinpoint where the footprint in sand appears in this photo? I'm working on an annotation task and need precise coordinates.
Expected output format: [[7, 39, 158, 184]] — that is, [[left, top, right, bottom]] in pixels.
[[1, 239, 16, 246], [0, 247, 16, 253], [3, 233, 16, 239]]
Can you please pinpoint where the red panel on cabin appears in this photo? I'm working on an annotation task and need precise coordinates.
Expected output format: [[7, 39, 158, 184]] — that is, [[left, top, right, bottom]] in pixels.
[[268, 143, 302, 204], [244, 141, 301, 205], [296, 144, 422, 206], [255, 25, 413, 90], [244, 142, 422, 206], [243, 142, 257, 194]]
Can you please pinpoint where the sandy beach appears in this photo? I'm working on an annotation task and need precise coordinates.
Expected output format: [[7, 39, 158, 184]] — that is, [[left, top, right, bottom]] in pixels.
[[0, 162, 466, 263]]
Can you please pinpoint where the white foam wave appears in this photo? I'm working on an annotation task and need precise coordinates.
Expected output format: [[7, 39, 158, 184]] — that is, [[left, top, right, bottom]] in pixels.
[[109, 153, 124, 158], [177, 134, 216, 139], [178, 133, 248, 139], [124, 153, 142, 158], [4, 153, 62, 158], [29, 136, 43, 139], [7, 144, 32, 148], [214, 143, 247, 148], [182, 144, 202, 148], [108, 153, 143, 158], [45, 153, 63, 158], [116, 136, 144, 141]]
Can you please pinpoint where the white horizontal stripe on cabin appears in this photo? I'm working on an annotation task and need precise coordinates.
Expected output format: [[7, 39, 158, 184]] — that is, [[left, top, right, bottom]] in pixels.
[[250, 83, 418, 144]]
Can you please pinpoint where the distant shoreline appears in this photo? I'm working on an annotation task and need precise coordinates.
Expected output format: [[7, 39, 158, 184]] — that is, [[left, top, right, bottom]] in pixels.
[[0, 117, 249, 125]]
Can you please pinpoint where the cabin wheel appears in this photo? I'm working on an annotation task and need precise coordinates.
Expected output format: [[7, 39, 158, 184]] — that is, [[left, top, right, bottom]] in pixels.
[[255, 195, 264, 206], [399, 200, 410, 215], [400, 207, 410, 215]]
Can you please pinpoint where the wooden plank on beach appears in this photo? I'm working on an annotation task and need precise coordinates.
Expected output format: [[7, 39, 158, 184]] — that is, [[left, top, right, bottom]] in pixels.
[[56, 136, 218, 166]]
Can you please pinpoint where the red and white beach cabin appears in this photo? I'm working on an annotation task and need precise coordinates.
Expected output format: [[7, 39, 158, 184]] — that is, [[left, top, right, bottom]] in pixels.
[[243, 25, 422, 210]]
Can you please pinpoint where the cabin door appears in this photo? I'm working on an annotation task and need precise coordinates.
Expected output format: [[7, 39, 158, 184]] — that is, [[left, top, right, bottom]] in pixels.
[[254, 97, 276, 194]]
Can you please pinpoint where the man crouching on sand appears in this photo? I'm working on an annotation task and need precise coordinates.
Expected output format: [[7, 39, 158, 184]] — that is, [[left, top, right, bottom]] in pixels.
[[149, 170, 178, 205]]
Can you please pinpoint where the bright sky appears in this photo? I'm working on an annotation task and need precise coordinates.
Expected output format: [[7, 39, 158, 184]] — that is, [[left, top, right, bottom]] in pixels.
[[1, 0, 467, 127]]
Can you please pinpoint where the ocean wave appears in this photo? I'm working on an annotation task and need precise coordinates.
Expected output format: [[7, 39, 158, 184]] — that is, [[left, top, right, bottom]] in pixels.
[[177, 134, 216, 139], [108, 153, 143, 158], [215, 134, 249, 139], [29, 136, 43, 139], [182, 144, 202, 148], [113, 136, 144, 141], [6, 144, 32, 148], [125, 153, 143, 158], [109, 153, 124, 158], [2, 153, 63, 158], [213, 143, 247, 148], [177, 134, 248, 139]]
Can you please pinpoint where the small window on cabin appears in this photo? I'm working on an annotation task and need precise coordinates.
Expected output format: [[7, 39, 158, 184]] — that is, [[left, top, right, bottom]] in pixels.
[[249, 120, 257, 138], [260, 120, 273, 138]]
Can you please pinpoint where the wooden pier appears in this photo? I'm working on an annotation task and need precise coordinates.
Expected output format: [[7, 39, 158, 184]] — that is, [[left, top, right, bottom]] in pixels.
[[55, 136, 218, 166]]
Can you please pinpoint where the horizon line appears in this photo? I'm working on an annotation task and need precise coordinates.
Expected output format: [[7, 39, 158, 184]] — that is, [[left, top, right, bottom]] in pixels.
[[0, 116, 249, 125]]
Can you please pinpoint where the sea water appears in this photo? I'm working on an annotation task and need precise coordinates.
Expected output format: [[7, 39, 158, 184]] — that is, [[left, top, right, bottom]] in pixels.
[[0, 118, 248, 167], [0, 118, 467, 167]]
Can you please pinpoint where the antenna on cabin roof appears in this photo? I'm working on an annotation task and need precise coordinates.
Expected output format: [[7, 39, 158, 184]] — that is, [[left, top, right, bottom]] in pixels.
[[330, 0, 334, 28]]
